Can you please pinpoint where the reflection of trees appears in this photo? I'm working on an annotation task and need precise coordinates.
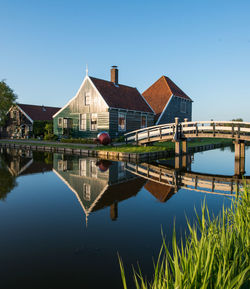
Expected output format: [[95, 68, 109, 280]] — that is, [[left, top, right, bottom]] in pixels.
[[0, 157, 17, 200]]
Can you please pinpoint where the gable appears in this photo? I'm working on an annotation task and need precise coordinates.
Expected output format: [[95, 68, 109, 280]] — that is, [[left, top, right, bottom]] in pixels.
[[142, 76, 192, 120], [53, 77, 109, 118]]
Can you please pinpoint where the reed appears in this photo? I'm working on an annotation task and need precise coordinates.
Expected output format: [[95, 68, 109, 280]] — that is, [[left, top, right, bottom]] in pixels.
[[119, 187, 250, 289]]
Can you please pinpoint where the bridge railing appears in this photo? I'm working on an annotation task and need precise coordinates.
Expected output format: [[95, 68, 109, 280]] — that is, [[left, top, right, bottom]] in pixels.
[[124, 122, 175, 143], [124, 120, 250, 143]]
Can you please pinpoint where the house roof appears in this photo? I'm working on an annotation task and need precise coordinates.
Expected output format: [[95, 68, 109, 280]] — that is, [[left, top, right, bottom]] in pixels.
[[144, 180, 175, 203], [17, 103, 61, 121], [90, 76, 153, 113], [142, 76, 192, 120]]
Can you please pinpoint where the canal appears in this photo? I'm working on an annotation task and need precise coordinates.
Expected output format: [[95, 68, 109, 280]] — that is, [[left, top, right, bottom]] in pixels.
[[0, 146, 249, 289]]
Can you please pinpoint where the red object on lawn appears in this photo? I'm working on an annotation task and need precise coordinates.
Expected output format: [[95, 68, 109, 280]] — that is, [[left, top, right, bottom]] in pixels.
[[97, 132, 111, 145]]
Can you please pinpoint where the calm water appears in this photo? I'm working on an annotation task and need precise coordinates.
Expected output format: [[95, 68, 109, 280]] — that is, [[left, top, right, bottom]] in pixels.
[[0, 146, 249, 289]]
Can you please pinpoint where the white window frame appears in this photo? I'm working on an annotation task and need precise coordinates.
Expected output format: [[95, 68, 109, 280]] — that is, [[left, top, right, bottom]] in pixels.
[[58, 117, 63, 127], [90, 160, 97, 178], [83, 183, 91, 201], [79, 159, 87, 176], [118, 112, 126, 131], [180, 100, 186, 113], [79, 114, 87, 131], [141, 114, 147, 129], [84, 92, 91, 106], [90, 113, 97, 131]]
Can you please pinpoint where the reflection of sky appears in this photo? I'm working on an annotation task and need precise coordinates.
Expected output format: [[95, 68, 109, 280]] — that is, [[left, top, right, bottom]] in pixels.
[[191, 146, 250, 175]]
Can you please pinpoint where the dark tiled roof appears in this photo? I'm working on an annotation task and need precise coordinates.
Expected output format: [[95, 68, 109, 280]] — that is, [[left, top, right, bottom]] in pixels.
[[17, 104, 61, 121], [144, 180, 175, 203], [92, 177, 146, 212], [90, 77, 153, 113], [142, 76, 192, 119]]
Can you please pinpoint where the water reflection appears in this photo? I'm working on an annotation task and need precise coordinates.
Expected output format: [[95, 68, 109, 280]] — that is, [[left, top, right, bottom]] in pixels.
[[126, 155, 250, 197], [1, 148, 249, 223], [0, 148, 53, 199], [52, 154, 146, 225]]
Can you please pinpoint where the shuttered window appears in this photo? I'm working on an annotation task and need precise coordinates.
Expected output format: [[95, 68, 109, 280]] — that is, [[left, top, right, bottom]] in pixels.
[[85, 92, 91, 106], [141, 115, 147, 128], [79, 114, 86, 130], [58, 118, 63, 127], [118, 112, 126, 131], [91, 113, 97, 131], [83, 184, 91, 201]]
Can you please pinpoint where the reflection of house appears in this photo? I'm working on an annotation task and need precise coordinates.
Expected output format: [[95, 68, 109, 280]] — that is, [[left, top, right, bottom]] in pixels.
[[53, 154, 146, 225], [2, 149, 53, 176], [144, 181, 175, 202], [2, 103, 60, 138], [142, 76, 193, 124], [53, 66, 154, 138]]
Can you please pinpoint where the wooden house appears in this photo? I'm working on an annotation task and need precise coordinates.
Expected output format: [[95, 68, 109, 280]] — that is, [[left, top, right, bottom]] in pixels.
[[53, 66, 154, 139], [2, 103, 60, 138], [142, 76, 193, 124]]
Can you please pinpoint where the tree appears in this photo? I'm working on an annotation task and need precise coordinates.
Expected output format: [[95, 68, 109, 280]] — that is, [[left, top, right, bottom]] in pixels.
[[0, 80, 17, 126]]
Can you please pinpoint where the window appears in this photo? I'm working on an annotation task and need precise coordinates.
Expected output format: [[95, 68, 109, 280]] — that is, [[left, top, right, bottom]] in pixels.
[[63, 118, 72, 128], [118, 112, 126, 131], [91, 113, 97, 131], [84, 92, 91, 106], [83, 184, 91, 201], [58, 160, 67, 171], [79, 159, 87, 176], [79, 114, 86, 130], [58, 117, 63, 127], [141, 115, 147, 128], [180, 101, 186, 113], [90, 160, 97, 178], [118, 162, 125, 179]]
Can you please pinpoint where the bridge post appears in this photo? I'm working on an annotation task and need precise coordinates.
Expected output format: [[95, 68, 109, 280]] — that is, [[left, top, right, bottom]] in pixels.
[[175, 155, 181, 170], [234, 140, 245, 176], [110, 202, 118, 221], [174, 117, 182, 155], [182, 140, 187, 154], [182, 154, 187, 168]]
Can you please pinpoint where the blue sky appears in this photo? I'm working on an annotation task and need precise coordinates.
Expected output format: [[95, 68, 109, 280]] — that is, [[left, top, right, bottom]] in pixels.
[[1, 0, 250, 121]]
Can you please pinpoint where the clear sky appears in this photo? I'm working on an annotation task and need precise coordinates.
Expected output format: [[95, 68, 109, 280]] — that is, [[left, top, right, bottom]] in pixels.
[[1, 0, 250, 121]]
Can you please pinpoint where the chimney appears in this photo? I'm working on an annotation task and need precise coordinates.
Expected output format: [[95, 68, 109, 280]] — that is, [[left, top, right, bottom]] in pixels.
[[111, 65, 118, 85]]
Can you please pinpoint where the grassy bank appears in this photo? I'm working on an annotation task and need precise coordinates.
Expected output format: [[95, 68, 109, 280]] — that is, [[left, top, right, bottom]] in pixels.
[[0, 138, 232, 154], [119, 187, 250, 289]]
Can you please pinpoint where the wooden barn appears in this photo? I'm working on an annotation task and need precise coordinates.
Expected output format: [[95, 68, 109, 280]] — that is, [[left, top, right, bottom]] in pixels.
[[142, 76, 193, 124], [53, 66, 154, 139]]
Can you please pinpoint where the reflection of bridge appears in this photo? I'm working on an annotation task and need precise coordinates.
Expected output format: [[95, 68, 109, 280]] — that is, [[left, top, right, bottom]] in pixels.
[[125, 162, 250, 196]]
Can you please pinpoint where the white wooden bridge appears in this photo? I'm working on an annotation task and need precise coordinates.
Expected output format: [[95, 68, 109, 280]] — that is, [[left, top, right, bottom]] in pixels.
[[125, 119, 249, 172], [125, 119, 250, 146]]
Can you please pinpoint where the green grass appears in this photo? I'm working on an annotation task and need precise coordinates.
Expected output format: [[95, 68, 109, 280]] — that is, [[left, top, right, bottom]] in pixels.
[[93, 144, 165, 153], [0, 137, 232, 154], [154, 138, 232, 149], [119, 187, 250, 289]]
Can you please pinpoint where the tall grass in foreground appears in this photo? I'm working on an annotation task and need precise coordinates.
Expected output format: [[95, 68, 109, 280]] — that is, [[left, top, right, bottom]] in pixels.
[[119, 188, 250, 289]]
